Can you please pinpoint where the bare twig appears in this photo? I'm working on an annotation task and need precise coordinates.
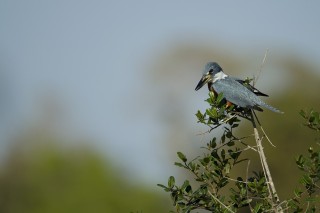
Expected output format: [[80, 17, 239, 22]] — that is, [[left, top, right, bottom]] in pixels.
[[226, 176, 248, 184], [250, 110, 283, 213], [238, 141, 258, 152], [251, 114, 273, 196], [305, 201, 310, 213], [260, 125, 276, 148], [207, 191, 235, 213], [253, 110, 276, 148], [254, 48, 269, 86]]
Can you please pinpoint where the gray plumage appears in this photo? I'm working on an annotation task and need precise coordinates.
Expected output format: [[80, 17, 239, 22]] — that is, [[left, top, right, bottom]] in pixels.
[[229, 77, 268, 97], [213, 78, 282, 113]]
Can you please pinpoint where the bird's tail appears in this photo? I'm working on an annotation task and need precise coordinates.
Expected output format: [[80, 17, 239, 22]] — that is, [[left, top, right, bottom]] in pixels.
[[260, 102, 283, 114]]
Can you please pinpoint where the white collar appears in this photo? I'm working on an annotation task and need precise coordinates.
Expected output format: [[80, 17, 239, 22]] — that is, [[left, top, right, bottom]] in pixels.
[[212, 71, 228, 82]]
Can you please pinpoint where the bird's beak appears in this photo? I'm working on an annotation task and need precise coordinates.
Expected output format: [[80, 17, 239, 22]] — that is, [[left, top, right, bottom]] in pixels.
[[195, 74, 211, 91]]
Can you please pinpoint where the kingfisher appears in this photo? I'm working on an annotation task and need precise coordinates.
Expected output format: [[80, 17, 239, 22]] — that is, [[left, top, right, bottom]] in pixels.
[[195, 62, 283, 113]]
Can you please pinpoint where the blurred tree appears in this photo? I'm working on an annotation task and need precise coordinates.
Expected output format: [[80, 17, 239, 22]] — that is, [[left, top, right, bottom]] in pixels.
[[0, 128, 170, 213]]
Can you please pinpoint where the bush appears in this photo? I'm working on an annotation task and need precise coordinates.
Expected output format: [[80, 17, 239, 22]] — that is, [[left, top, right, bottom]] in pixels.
[[158, 93, 320, 213]]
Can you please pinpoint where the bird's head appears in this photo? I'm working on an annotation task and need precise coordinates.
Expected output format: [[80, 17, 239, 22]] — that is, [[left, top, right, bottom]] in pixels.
[[195, 62, 224, 91]]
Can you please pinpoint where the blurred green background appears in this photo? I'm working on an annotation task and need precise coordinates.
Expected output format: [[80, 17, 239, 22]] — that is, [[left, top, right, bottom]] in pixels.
[[1, 1, 320, 212]]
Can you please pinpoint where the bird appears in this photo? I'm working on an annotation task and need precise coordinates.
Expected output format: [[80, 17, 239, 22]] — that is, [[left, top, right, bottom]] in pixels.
[[195, 62, 283, 113]]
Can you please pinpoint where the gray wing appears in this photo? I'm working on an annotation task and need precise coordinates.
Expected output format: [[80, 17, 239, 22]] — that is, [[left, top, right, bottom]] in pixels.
[[212, 78, 258, 108], [212, 78, 283, 113], [229, 77, 268, 97]]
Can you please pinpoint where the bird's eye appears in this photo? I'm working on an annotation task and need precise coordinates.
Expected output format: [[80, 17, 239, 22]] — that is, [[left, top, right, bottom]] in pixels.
[[208, 69, 213, 74]]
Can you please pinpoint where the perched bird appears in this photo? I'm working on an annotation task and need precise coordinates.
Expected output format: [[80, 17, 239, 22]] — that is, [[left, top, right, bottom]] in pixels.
[[195, 62, 283, 113]]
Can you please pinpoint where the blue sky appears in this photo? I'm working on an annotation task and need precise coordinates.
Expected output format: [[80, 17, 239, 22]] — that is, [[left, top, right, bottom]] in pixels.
[[1, 1, 320, 184]]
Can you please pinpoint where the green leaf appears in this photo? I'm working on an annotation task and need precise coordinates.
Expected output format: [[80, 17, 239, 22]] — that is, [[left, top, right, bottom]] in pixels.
[[195, 110, 205, 122], [228, 104, 235, 111], [253, 203, 262, 213], [157, 184, 168, 189], [209, 138, 217, 149], [174, 162, 187, 168], [231, 123, 239, 128], [312, 111, 319, 121], [294, 188, 303, 198], [177, 202, 186, 208], [219, 178, 230, 189], [168, 176, 175, 188], [240, 198, 252, 206], [209, 91, 215, 102], [221, 134, 226, 143], [211, 150, 220, 161], [216, 92, 224, 103], [185, 185, 192, 193], [181, 180, 192, 193], [296, 154, 305, 169], [309, 114, 315, 123], [221, 149, 226, 161], [258, 177, 266, 186], [188, 162, 197, 171], [225, 163, 231, 174], [177, 152, 187, 162], [206, 108, 217, 118], [299, 110, 306, 118], [204, 156, 211, 163], [300, 174, 312, 185], [181, 180, 189, 188], [227, 141, 235, 146], [226, 131, 233, 139], [229, 149, 241, 161]]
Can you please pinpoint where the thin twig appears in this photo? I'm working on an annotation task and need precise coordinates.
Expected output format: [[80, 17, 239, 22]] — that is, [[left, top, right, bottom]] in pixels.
[[305, 201, 310, 213], [251, 110, 283, 213], [225, 177, 248, 184], [207, 191, 235, 213], [239, 142, 258, 152], [260, 125, 276, 147], [254, 48, 269, 86], [196, 129, 212, 136], [251, 113, 273, 198], [213, 134, 258, 152], [254, 126, 273, 198], [252, 110, 276, 148]]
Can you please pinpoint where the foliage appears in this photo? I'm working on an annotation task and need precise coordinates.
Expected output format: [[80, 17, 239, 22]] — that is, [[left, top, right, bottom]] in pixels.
[[158, 94, 320, 212], [288, 110, 320, 212], [300, 109, 320, 132], [0, 136, 169, 213]]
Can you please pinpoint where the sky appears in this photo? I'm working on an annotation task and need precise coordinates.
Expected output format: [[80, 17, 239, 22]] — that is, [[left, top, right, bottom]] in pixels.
[[1, 1, 320, 184]]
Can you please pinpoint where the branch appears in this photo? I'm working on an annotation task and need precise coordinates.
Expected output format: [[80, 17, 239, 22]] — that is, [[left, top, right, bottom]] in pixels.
[[253, 48, 269, 86], [250, 110, 283, 213], [207, 191, 235, 213]]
